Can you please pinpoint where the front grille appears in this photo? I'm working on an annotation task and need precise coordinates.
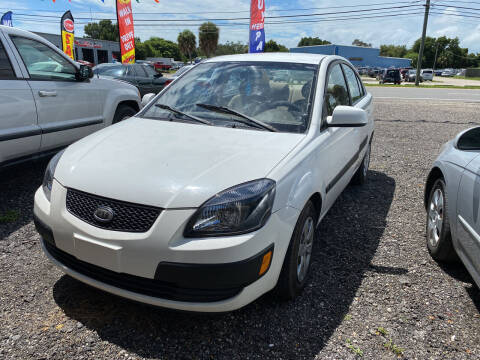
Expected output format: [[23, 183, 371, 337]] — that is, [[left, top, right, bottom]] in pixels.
[[66, 188, 161, 233], [43, 240, 242, 303]]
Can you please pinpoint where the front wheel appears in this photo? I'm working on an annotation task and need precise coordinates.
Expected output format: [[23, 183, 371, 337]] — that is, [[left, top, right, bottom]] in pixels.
[[112, 104, 137, 124], [276, 201, 317, 300], [426, 178, 457, 262]]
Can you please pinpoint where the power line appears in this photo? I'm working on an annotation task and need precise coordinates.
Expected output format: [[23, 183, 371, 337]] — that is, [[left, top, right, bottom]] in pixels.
[[0, 1, 423, 15], [11, 4, 424, 22]]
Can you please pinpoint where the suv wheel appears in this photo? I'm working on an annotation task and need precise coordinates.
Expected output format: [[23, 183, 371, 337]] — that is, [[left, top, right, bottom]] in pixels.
[[113, 104, 137, 124]]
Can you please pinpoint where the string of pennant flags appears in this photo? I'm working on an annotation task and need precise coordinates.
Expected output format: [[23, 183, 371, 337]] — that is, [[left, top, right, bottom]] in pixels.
[[47, 0, 160, 3]]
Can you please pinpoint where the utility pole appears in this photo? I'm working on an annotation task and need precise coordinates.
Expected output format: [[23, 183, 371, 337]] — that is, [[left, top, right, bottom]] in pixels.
[[416, 0, 430, 86], [433, 40, 439, 71]]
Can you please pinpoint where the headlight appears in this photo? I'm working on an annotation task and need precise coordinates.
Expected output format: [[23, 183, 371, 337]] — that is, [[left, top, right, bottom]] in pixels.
[[184, 179, 276, 237], [42, 150, 65, 202]]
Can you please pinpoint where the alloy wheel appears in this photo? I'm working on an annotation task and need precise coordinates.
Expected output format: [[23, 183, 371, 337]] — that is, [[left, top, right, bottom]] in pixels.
[[297, 216, 314, 282], [427, 188, 444, 247]]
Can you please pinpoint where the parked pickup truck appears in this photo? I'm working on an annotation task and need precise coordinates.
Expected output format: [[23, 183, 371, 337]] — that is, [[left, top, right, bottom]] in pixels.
[[0, 25, 141, 167]]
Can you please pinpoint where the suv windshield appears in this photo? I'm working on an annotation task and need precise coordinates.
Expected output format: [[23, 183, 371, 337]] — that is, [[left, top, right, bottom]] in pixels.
[[141, 61, 318, 133]]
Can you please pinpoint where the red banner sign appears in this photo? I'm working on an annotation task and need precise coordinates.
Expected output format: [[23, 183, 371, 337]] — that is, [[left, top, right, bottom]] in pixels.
[[116, 0, 135, 64]]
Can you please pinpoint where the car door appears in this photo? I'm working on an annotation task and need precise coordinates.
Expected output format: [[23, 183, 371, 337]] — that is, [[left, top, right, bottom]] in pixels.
[[131, 64, 153, 97], [0, 32, 40, 164], [455, 136, 480, 278], [8, 35, 103, 152], [316, 62, 364, 212]]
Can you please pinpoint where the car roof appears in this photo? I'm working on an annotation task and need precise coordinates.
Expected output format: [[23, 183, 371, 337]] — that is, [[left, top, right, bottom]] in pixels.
[[204, 52, 328, 65]]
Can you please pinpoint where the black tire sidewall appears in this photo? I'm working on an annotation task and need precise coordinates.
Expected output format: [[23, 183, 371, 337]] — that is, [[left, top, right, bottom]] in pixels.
[[276, 201, 318, 299], [426, 178, 456, 261], [113, 105, 136, 124]]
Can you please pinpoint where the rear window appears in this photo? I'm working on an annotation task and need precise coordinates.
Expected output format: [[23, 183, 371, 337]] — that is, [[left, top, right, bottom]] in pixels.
[[96, 65, 125, 77], [423, 70, 433, 74]]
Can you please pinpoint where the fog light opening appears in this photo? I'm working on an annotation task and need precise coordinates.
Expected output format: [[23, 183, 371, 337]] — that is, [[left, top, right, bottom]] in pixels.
[[259, 250, 272, 276]]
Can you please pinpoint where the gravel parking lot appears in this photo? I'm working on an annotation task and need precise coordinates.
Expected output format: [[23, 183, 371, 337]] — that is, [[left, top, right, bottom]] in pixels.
[[1, 98, 480, 359]]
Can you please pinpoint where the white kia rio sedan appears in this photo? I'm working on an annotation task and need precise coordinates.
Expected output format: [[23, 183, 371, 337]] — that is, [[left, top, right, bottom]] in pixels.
[[34, 53, 374, 312]]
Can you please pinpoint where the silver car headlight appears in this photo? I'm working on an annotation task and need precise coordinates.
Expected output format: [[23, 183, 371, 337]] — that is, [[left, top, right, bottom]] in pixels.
[[184, 179, 276, 237], [42, 150, 65, 202]]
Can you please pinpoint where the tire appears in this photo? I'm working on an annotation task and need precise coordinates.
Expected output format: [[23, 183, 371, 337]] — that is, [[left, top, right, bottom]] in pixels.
[[426, 178, 458, 262], [276, 200, 318, 300], [112, 104, 137, 124], [351, 141, 371, 185]]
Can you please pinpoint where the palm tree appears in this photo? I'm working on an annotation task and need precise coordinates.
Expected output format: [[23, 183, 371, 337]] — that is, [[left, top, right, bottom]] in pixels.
[[177, 30, 196, 64], [199, 22, 219, 58]]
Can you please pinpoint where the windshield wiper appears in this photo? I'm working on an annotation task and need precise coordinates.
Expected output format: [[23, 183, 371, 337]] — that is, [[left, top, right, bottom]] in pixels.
[[155, 104, 213, 126], [196, 103, 277, 132]]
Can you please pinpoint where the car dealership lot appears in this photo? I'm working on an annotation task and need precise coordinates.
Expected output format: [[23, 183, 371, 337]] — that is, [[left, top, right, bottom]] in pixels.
[[1, 93, 480, 359]]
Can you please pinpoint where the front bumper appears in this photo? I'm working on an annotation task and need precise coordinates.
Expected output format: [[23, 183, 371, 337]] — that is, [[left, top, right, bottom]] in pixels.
[[34, 181, 299, 312]]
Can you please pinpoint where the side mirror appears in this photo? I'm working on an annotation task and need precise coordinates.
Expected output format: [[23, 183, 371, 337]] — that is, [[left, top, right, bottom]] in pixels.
[[76, 64, 93, 81], [455, 127, 480, 151], [141, 93, 156, 107], [327, 106, 368, 128]]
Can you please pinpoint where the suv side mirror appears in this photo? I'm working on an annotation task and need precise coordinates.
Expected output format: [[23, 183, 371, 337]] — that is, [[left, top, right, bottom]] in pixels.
[[141, 93, 156, 107], [76, 64, 93, 81], [327, 106, 368, 127]]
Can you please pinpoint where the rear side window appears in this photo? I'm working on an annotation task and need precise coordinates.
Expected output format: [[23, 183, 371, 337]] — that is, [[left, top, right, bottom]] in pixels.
[[342, 64, 363, 103], [0, 41, 15, 79], [132, 65, 147, 77], [325, 64, 349, 116], [96, 65, 125, 77]]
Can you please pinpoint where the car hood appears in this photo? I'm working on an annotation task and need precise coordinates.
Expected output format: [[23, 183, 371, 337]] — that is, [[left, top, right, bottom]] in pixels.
[[55, 117, 304, 208]]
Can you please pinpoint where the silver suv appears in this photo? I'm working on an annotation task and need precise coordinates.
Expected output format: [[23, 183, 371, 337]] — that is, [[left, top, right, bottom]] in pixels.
[[0, 25, 141, 166]]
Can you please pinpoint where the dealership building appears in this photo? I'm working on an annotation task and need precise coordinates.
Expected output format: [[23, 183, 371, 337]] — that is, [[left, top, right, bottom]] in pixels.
[[35, 32, 120, 65], [290, 44, 412, 68]]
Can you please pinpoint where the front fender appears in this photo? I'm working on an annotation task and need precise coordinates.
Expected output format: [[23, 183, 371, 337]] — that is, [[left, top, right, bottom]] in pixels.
[[102, 83, 141, 125]]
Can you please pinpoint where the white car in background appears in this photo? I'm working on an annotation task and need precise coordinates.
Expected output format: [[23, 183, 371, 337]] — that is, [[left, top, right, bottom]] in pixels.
[[0, 25, 141, 167], [34, 53, 374, 312], [421, 69, 434, 81]]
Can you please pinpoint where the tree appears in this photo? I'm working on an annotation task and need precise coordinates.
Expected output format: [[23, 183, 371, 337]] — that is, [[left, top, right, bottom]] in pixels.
[[297, 37, 330, 47], [379, 44, 407, 58], [144, 37, 181, 60], [135, 38, 154, 60], [199, 22, 219, 58], [177, 30, 196, 63], [352, 39, 372, 47], [84, 20, 118, 41], [264, 40, 289, 52], [215, 41, 248, 56]]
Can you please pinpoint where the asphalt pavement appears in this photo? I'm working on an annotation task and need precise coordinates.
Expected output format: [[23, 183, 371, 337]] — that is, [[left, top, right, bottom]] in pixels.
[[368, 86, 480, 103]]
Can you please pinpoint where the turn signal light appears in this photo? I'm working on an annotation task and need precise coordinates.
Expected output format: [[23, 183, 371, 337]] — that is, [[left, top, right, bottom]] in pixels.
[[259, 250, 272, 275]]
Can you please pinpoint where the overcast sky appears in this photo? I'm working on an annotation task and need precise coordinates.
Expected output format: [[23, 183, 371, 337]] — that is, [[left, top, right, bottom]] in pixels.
[[2, 0, 479, 53]]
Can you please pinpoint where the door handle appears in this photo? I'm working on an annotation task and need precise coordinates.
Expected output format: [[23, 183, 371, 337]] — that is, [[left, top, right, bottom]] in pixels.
[[38, 90, 57, 97]]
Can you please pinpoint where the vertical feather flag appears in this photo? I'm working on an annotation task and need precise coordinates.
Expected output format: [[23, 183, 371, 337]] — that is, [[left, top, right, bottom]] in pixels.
[[1, 11, 13, 27], [249, 0, 265, 53], [116, 0, 135, 64], [60, 10, 75, 59]]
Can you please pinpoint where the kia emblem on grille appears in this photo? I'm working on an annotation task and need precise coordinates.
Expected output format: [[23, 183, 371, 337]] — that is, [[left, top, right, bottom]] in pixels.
[[93, 206, 114, 223]]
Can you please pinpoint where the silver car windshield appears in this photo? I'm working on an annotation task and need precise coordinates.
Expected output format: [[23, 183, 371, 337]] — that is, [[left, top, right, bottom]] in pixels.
[[141, 61, 318, 134]]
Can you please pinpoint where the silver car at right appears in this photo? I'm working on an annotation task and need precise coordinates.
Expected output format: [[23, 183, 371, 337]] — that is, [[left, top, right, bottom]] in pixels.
[[425, 126, 480, 287]]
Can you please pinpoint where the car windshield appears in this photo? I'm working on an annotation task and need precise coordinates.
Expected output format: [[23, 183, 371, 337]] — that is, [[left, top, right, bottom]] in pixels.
[[141, 61, 318, 133], [174, 66, 192, 77]]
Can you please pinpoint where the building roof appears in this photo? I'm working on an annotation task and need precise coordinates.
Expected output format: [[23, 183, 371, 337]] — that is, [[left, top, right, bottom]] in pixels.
[[206, 52, 328, 65]]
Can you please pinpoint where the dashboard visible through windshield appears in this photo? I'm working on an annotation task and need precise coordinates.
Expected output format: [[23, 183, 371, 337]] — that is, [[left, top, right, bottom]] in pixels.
[[141, 61, 318, 133]]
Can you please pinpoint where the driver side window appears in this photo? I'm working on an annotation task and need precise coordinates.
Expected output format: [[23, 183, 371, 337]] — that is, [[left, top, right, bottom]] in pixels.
[[11, 36, 77, 81], [324, 64, 349, 117]]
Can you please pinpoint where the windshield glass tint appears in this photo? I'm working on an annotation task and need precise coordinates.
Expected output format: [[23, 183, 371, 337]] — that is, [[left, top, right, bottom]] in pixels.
[[142, 61, 318, 133]]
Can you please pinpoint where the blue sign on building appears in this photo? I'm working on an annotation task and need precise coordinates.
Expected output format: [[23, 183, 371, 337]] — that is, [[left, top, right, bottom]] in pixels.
[[290, 44, 412, 69]]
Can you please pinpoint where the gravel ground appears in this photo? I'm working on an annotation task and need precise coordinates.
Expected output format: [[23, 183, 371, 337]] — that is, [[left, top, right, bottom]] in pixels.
[[1, 99, 480, 360]]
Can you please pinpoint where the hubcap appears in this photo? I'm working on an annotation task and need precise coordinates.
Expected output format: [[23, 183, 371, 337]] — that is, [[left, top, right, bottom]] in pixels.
[[297, 216, 314, 282], [363, 145, 371, 177], [427, 188, 444, 247]]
